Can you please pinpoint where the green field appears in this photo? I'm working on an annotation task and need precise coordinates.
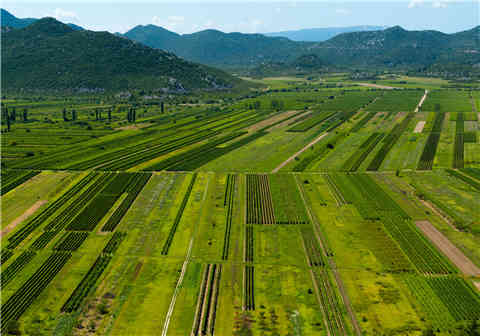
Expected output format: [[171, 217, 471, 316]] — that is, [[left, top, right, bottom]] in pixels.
[[1, 75, 480, 336]]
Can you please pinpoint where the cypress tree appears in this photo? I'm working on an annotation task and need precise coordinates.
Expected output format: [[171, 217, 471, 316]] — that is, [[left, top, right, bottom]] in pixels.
[[62, 108, 68, 121], [161, 102, 164, 114], [23, 108, 28, 122], [108, 108, 112, 122], [11, 107, 16, 121]]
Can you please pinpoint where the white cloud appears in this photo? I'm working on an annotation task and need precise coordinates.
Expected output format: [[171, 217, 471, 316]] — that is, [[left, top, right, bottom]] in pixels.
[[432, 1, 448, 7], [152, 15, 186, 31], [53, 8, 78, 22], [335, 8, 350, 15], [408, 0, 424, 8], [275, 7, 281, 13]]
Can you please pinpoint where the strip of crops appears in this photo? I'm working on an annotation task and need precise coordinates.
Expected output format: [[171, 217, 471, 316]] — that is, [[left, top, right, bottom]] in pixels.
[[1, 251, 36, 287], [245, 226, 254, 262], [161, 173, 197, 255], [350, 111, 377, 132], [222, 174, 236, 260], [244, 265, 255, 311], [66, 173, 136, 231], [191, 264, 222, 336], [342, 133, 385, 172], [367, 112, 415, 171], [1, 249, 14, 264], [426, 276, 480, 321], [246, 174, 275, 224], [453, 112, 465, 169], [301, 228, 325, 267], [463, 131, 477, 143], [417, 112, 446, 170], [42, 173, 115, 232], [460, 168, 480, 181], [0, 252, 72, 324], [446, 169, 480, 191], [1, 170, 39, 195], [103, 232, 127, 255], [7, 172, 99, 249], [30, 231, 60, 250], [54, 232, 89, 251], [269, 174, 309, 224], [382, 216, 454, 274], [287, 110, 336, 132], [324, 174, 349, 206], [312, 268, 348, 335], [102, 173, 152, 232], [404, 275, 455, 328], [61, 255, 112, 312]]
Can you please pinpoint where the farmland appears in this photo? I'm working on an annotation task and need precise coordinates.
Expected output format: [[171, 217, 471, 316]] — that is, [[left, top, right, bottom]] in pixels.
[[1, 75, 480, 335]]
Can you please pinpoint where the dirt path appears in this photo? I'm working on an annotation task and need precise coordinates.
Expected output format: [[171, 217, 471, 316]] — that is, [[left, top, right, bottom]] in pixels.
[[161, 236, 194, 336], [414, 121, 426, 133], [419, 200, 459, 232], [415, 220, 480, 276], [470, 94, 478, 113], [294, 176, 362, 336], [271, 132, 329, 173], [1, 200, 46, 237], [415, 90, 428, 113], [357, 83, 395, 90]]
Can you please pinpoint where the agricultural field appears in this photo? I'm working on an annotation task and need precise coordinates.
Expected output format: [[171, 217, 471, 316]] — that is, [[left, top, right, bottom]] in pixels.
[[1, 76, 480, 335]]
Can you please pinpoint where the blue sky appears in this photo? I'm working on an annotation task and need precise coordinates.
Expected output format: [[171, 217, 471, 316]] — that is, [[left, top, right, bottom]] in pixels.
[[3, 1, 478, 34]]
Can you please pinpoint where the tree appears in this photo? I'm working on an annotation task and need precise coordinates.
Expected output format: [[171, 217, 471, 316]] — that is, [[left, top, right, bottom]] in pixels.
[[161, 102, 165, 114], [62, 107, 68, 121], [23, 108, 28, 122], [6, 111, 11, 131], [72, 109, 77, 121], [11, 107, 16, 121], [108, 108, 112, 122]]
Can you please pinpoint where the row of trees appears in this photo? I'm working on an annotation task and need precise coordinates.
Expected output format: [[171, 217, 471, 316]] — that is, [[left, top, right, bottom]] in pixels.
[[2, 107, 29, 132]]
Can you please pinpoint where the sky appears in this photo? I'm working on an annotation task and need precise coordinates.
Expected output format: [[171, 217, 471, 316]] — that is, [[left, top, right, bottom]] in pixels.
[[3, 1, 478, 35]]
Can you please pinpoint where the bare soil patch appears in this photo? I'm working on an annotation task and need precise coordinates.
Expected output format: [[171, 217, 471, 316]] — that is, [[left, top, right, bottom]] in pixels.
[[415, 220, 480, 276], [115, 123, 151, 131], [1, 200, 46, 237], [414, 121, 426, 133], [475, 282, 480, 291], [415, 90, 428, 113], [246, 110, 299, 132], [357, 83, 395, 90]]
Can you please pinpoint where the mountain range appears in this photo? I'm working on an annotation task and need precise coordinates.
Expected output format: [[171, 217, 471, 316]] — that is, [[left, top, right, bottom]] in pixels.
[[1, 18, 241, 92], [264, 26, 387, 42], [1, 8, 83, 31]]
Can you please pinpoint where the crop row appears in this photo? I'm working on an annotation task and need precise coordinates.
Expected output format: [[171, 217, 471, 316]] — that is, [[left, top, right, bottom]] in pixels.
[[1, 251, 36, 287], [269, 174, 309, 224], [350, 111, 377, 132], [245, 226, 254, 262], [103, 232, 127, 255], [446, 169, 480, 191], [287, 110, 336, 132], [426, 276, 480, 321], [102, 173, 152, 232], [246, 174, 275, 224], [312, 268, 347, 336], [367, 112, 415, 171], [61, 255, 112, 313], [1, 249, 14, 264], [342, 132, 385, 172], [244, 265, 255, 311], [453, 112, 464, 169], [460, 168, 480, 181], [54, 232, 89, 251], [30, 231, 59, 250], [417, 112, 446, 170], [1, 170, 39, 196], [382, 216, 454, 274], [301, 228, 325, 267], [161, 173, 197, 255], [222, 174, 236, 260], [7, 172, 98, 249], [43, 173, 115, 232], [66, 173, 137, 231], [0, 252, 72, 324], [191, 264, 222, 336]]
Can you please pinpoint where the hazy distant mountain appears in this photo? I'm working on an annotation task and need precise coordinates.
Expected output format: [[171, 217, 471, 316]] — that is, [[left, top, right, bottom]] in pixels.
[[1, 8, 83, 31], [123, 25, 309, 67], [264, 26, 386, 42], [309, 25, 480, 68], [2, 18, 241, 91]]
